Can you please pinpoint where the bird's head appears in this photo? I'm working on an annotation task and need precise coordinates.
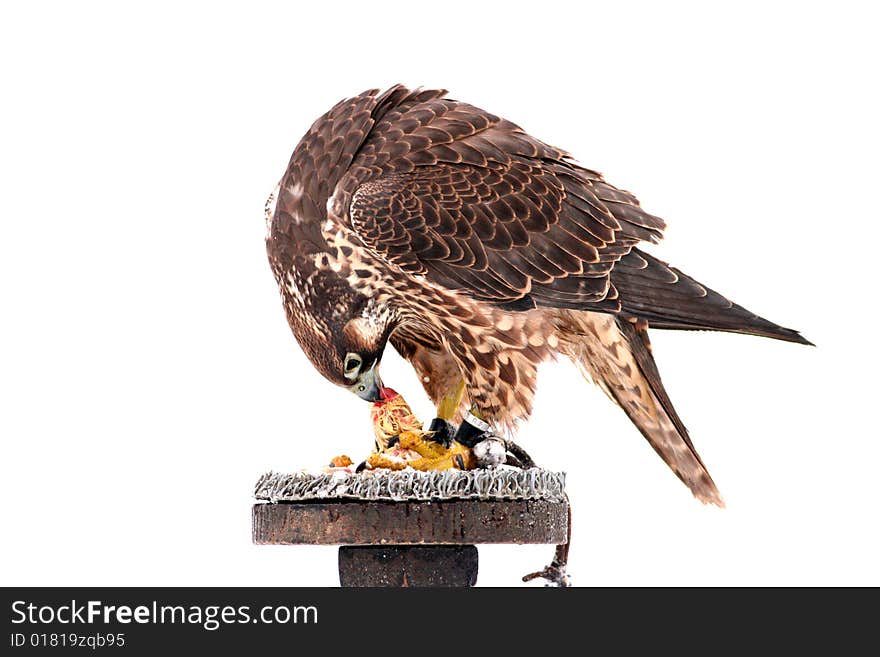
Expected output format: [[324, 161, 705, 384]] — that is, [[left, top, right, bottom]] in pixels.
[[331, 312, 393, 402], [282, 272, 396, 403]]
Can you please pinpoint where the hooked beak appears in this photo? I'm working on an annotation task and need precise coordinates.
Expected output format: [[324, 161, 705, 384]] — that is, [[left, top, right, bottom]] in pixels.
[[351, 361, 385, 402]]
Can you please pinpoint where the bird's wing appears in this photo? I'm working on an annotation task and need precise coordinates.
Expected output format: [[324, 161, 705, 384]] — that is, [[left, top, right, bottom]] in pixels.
[[333, 88, 665, 310], [611, 249, 812, 344]]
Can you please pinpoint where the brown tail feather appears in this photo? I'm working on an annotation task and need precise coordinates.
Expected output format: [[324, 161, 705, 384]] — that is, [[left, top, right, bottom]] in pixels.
[[555, 310, 723, 506]]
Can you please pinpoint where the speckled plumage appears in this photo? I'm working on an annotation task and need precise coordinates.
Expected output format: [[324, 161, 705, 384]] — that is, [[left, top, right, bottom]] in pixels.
[[266, 86, 809, 506]]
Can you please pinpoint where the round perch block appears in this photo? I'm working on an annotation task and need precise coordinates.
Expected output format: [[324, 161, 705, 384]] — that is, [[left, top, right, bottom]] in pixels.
[[252, 469, 569, 587], [252, 498, 569, 545]]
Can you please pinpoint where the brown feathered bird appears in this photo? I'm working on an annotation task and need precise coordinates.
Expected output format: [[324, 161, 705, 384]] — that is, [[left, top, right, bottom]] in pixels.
[[265, 85, 810, 506]]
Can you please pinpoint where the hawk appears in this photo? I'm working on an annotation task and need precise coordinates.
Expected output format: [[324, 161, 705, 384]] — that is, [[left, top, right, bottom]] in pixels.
[[265, 85, 809, 506]]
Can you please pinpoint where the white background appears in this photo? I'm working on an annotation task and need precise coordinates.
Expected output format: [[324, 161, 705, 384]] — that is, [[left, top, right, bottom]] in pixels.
[[2, 1, 877, 586]]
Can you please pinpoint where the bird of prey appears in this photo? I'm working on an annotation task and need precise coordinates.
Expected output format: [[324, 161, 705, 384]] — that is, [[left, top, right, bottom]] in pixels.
[[265, 85, 809, 506]]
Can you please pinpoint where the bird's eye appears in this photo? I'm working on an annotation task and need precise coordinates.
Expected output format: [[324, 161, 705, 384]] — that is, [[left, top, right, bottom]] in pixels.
[[343, 353, 363, 380]]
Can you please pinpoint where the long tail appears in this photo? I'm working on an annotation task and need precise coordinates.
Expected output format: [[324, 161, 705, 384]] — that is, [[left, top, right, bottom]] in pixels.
[[555, 310, 723, 506]]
